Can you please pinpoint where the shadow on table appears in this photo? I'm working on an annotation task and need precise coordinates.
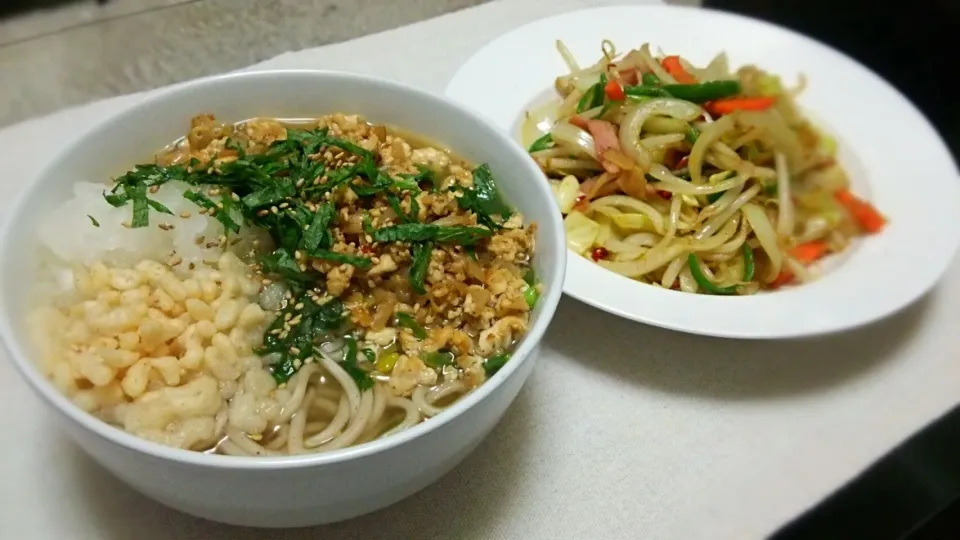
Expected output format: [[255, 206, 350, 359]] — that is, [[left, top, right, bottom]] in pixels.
[[545, 290, 931, 400], [62, 380, 540, 540]]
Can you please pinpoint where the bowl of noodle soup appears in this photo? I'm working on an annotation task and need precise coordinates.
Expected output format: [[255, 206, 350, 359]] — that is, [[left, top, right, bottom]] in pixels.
[[0, 70, 565, 527]]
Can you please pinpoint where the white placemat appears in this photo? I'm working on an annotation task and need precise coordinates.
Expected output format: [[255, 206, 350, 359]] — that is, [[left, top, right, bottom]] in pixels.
[[2, 1, 958, 538]]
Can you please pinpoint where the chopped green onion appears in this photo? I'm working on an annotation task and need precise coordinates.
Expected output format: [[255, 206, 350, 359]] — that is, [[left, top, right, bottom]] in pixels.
[[685, 125, 700, 144], [423, 349, 455, 368], [523, 285, 540, 308], [523, 267, 537, 287], [396, 312, 427, 340], [87, 215, 100, 227], [484, 353, 510, 375]]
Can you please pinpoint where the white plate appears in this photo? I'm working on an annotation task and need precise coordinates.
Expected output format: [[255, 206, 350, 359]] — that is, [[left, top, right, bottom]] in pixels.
[[446, 5, 960, 339]]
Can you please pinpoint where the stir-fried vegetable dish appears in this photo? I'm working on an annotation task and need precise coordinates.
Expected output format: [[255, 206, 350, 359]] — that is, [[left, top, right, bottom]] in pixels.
[[523, 40, 886, 294]]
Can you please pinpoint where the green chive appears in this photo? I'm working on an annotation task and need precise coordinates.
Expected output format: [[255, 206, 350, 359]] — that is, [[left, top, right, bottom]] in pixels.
[[396, 312, 427, 340]]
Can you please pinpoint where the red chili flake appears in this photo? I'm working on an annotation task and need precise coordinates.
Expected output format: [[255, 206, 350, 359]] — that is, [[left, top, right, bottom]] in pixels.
[[657, 190, 673, 200], [591, 247, 609, 261], [676, 155, 690, 169], [575, 193, 587, 204], [360, 245, 373, 254]]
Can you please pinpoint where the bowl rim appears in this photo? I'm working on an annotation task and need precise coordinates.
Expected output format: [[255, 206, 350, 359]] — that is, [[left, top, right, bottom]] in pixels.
[[444, 4, 960, 339], [0, 69, 567, 470]]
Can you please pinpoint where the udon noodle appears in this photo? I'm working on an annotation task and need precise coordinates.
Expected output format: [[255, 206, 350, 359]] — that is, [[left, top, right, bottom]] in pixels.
[[524, 40, 886, 294], [28, 113, 540, 455]]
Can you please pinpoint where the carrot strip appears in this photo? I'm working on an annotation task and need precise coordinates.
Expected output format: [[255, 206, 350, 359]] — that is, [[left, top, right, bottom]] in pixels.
[[569, 115, 588, 130], [661, 56, 696, 84], [706, 97, 776, 116], [770, 271, 794, 289], [835, 189, 887, 233], [604, 79, 626, 101], [770, 242, 831, 289], [790, 241, 829, 264]]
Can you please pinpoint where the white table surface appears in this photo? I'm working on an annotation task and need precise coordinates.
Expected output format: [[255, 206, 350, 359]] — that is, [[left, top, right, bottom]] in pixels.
[[2, 0, 959, 538]]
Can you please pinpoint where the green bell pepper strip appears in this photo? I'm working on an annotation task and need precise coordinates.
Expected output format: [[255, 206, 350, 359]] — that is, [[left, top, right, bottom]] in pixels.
[[742, 244, 755, 282], [577, 73, 608, 113], [661, 80, 742, 103], [528, 133, 554, 153], [623, 85, 673, 99], [687, 253, 737, 295]]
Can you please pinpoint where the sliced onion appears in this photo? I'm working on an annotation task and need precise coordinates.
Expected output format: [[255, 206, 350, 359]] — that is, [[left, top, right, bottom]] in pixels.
[[648, 163, 747, 195], [573, 72, 603, 92], [589, 195, 666, 234], [643, 117, 690, 134], [609, 213, 657, 233], [556, 39, 581, 72], [742, 203, 783, 281], [774, 152, 794, 238], [803, 162, 850, 192], [700, 52, 731, 81], [634, 44, 676, 84], [679, 265, 698, 293], [687, 215, 741, 252], [698, 183, 744, 223], [604, 234, 658, 253], [550, 122, 597, 160], [538, 158, 602, 172], [661, 256, 686, 288], [708, 216, 751, 254], [623, 232, 661, 246], [564, 211, 601, 255], [556, 175, 580, 214], [641, 133, 685, 149], [795, 215, 831, 244], [784, 256, 816, 283], [694, 184, 760, 241], [619, 99, 702, 170], [558, 90, 583, 119], [521, 100, 560, 149], [530, 148, 568, 159], [689, 114, 735, 184], [738, 110, 803, 171], [599, 243, 687, 278]]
